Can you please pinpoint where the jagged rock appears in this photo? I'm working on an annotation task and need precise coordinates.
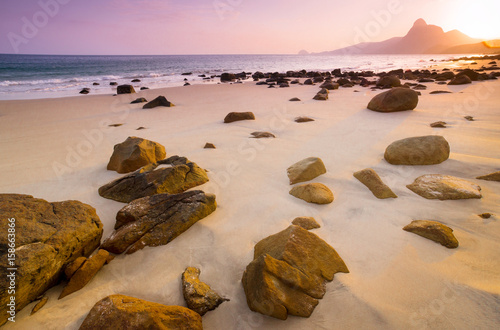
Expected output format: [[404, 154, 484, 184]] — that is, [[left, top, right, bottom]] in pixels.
[[376, 75, 401, 87], [476, 171, 500, 182], [403, 220, 459, 248], [64, 257, 87, 279], [0, 194, 103, 326], [223, 111, 255, 123], [182, 267, 229, 316], [99, 156, 209, 203], [289, 183, 334, 204], [78, 295, 202, 330], [384, 135, 450, 165], [142, 96, 174, 109], [101, 190, 216, 254], [30, 296, 48, 315], [242, 225, 348, 320], [407, 174, 482, 200], [250, 131, 275, 138], [295, 116, 314, 123], [367, 87, 419, 112], [287, 157, 327, 185], [107, 136, 166, 174], [353, 168, 397, 199], [292, 217, 320, 230], [204, 143, 216, 149], [448, 75, 472, 85], [289, 97, 301, 101], [117, 85, 135, 94], [430, 121, 447, 128], [59, 249, 109, 299], [130, 97, 147, 104]]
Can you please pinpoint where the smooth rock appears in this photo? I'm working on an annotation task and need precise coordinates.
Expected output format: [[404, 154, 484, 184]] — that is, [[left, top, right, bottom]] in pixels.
[[384, 135, 450, 165], [250, 131, 275, 138], [182, 267, 229, 316], [287, 157, 327, 185], [289, 183, 334, 204], [476, 171, 500, 182], [289, 97, 301, 101], [430, 90, 452, 94], [142, 96, 174, 109], [295, 116, 315, 123], [430, 121, 447, 128], [367, 87, 419, 112], [130, 97, 147, 104], [117, 85, 135, 94], [448, 75, 472, 85], [292, 217, 320, 230], [376, 75, 401, 87], [107, 136, 166, 174], [407, 174, 482, 200], [320, 82, 339, 90], [221, 73, 236, 82], [204, 143, 216, 149], [353, 168, 397, 199], [403, 220, 458, 248], [223, 112, 255, 123]]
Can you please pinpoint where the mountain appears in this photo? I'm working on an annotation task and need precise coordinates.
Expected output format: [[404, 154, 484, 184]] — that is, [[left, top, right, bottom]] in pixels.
[[317, 19, 484, 55], [442, 40, 500, 54]]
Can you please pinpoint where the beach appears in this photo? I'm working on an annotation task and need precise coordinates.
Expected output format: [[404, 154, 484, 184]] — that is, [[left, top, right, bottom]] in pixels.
[[1, 57, 500, 329]]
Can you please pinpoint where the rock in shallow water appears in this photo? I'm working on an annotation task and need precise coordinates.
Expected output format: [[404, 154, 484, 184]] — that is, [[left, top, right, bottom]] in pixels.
[[407, 174, 482, 200], [384, 135, 450, 165], [403, 220, 459, 248], [182, 267, 229, 316]]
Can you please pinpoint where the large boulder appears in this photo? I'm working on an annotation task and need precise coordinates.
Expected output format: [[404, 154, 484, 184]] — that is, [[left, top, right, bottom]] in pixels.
[[287, 157, 327, 185], [367, 87, 419, 112], [376, 75, 401, 88], [403, 220, 459, 248], [223, 112, 255, 123], [142, 96, 174, 109], [0, 194, 103, 326], [99, 156, 209, 203], [182, 267, 228, 316], [353, 168, 397, 199], [117, 85, 135, 94], [384, 135, 450, 165], [289, 183, 334, 204], [79, 295, 202, 330], [242, 225, 349, 320], [407, 174, 482, 200], [107, 136, 166, 174], [101, 190, 216, 254]]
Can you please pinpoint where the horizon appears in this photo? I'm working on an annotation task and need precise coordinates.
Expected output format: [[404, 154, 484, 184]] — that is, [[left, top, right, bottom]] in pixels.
[[1, 0, 499, 56]]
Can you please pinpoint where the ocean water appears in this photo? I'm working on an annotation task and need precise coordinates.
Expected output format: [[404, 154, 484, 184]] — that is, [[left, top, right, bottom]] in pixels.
[[0, 53, 467, 100]]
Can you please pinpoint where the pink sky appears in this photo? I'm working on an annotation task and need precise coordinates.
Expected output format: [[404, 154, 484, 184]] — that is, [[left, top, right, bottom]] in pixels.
[[1, 0, 499, 55]]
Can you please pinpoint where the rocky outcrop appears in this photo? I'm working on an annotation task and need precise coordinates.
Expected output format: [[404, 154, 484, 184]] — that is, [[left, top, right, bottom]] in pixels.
[[142, 96, 174, 109], [78, 295, 202, 330], [292, 217, 320, 230], [289, 183, 334, 204], [117, 85, 135, 94], [99, 156, 209, 203], [384, 135, 450, 165], [287, 157, 327, 185], [242, 225, 348, 320], [367, 87, 419, 112], [0, 194, 103, 326], [353, 168, 397, 199], [100, 190, 216, 254], [407, 174, 482, 200], [476, 171, 500, 182], [403, 220, 459, 248], [223, 112, 255, 123], [107, 136, 166, 174], [182, 267, 228, 316]]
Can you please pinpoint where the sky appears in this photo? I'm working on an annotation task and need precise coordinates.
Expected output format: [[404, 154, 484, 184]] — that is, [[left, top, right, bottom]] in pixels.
[[0, 0, 499, 55]]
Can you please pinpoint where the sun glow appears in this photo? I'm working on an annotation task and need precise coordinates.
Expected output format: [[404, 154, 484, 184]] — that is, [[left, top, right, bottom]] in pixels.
[[445, 0, 500, 40]]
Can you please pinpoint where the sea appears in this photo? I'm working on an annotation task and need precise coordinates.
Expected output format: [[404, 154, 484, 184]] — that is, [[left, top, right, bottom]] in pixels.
[[0, 53, 471, 100]]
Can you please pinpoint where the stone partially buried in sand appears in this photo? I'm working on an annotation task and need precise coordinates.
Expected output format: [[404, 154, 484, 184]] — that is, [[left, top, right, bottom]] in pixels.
[[367, 87, 419, 112], [182, 267, 229, 316], [223, 111, 255, 123], [476, 171, 500, 182], [143, 96, 174, 108], [353, 168, 397, 199], [384, 135, 450, 165], [407, 174, 482, 200], [250, 131, 275, 138], [289, 183, 334, 204], [403, 220, 458, 248], [107, 136, 166, 174], [78, 295, 202, 330], [287, 157, 327, 185]]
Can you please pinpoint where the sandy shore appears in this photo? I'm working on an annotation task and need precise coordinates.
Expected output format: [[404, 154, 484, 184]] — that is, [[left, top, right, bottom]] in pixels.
[[1, 59, 499, 329]]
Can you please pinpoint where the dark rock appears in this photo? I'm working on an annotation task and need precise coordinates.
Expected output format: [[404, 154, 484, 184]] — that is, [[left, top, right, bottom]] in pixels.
[[110, 82, 118, 86], [430, 90, 451, 94], [223, 111, 255, 123], [136, 126, 146, 130], [181, 72, 192, 76], [430, 121, 447, 128], [289, 97, 301, 101], [457, 69, 479, 81], [117, 85, 136, 94], [479, 213, 492, 219], [367, 88, 419, 112], [108, 124, 123, 127], [131, 79, 141, 83], [143, 96, 174, 109], [464, 115, 474, 121], [403, 220, 458, 248], [320, 82, 340, 90], [250, 132, 275, 138], [140, 87, 149, 90], [184, 82, 191, 86], [448, 75, 472, 85], [376, 75, 401, 88], [93, 82, 100, 86], [182, 267, 229, 316], [303, 79, 313, 85], [107, 136, 166, 174], [204, 143, 216, 149], [130, 97, 147, 104], [295, 116, 314, 123], [79, 88, 90, 94], [221, 73, 237, 82]]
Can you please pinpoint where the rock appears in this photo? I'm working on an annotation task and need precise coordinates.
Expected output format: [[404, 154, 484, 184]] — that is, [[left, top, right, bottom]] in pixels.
[[64, 257, 87, 279], [250, 131, 275, 138], [130, 97, 147, 104], [117, 85, 136, 94], [289, 183, 334, 204], [479, 213, 492, 219], [108, 123, 123, 127], [131, 79, 141, 83], [384, 135, 450, 165], [99, 156, 209, 203], [184, 82, 191, 86], [279, 83, 289, 88], [376, 75, 401, 87], [287, 157, 327, 185], [292, 217, 320, 230], [241, 225, 348, 320], [140, 86, 149, 90], [313, 93, 328, 100], [303, 79, 313, 85], [448, 75, 472, 85], [430, 90, 451, 94], [79, 88, 90, 94], [476, 171, 500, 182], [30, 296, 48, 315], [403, 220, 458, 248], [78, 295, 202, 330], [136, 126, 146, 130], [110, 82, 118, 86], [204, 143, 216, 149], [221, 73, 236, 82], [430, 121, 447, 128], [107, 136, 166, 174], [353, 168, 397, 199], [182, 267, 229, 316], [320, 82, 340, 90], [0, 194, 103, 326], [223, 111, 255, 123], [407, 174, 482, 200], [413, 84, 427, 90], [59, 249, 109, 299], [457, 69, 479, 81], [143, 96, 174, 108], [464, 116, 474, 121], [367, 87, 419, 112], [295, 116, 315, 123], [289, 97, 301, 101], [100, 190, 216, 254], [181, 72, 192, 76]]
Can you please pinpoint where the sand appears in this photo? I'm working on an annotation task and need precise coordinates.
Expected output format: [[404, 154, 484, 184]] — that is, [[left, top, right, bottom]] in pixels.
[[1, 59, 500, 329]]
